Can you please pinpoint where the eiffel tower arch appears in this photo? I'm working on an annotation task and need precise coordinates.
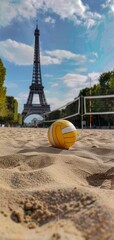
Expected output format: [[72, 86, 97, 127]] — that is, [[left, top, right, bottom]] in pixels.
[[22, 24, 50, 121]]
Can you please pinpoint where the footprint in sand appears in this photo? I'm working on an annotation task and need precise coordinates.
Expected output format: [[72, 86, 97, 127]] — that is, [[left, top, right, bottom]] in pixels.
[[86, 167, 114, 190]]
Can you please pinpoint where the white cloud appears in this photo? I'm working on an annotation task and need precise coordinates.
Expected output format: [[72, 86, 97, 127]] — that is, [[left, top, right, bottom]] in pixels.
[[89, 59, 96, 63], [41, 55, 61, 65], [87, 72, 100, 85], [44, 16, 55, 24], [62, 73, 87, 88], [83, 11, 102, 28], [46, 96, 68, 110], [43, 49, 86, 65], [0, 39, 86, 66], [91, 52, 98, 58], [89, 52, 98, 63], [43, 0, 102, 28], [47, 72, 99, 107], [0, 39, 33, 65], [102, 0, 114, 12], [75, 67, 87, 73], [51, 83, 59, 87], [0, 0, 102, 28], [0, 1, 17, 27], [61, 72, 100, 92], [0, 39, 60, 65], [46, 49, 86, 64]]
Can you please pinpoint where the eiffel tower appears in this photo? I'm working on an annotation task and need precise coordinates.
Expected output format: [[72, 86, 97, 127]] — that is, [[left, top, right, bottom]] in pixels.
[[22, 24, 50, 120]]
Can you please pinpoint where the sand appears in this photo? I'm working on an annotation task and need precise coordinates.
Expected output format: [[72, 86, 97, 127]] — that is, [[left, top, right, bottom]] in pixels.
[[0, 127, 114, 240]]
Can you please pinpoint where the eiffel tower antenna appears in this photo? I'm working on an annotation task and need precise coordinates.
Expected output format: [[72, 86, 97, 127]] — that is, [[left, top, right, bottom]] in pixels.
[[22, 24, 50, 120], [36, 19, 38, 28]]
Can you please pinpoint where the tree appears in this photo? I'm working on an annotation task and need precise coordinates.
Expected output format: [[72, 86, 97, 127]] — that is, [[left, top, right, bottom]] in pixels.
[[6, 96, 18, 125], [13, 99, 18, 123], [108, 71, 114, 93], [99, 71, 114, 94], [18, 113, 22, 125], [47, 110, 61, 121], [0, 59, 8, 119], [0, 59, 6, 87], [78, 70, 114, 127]]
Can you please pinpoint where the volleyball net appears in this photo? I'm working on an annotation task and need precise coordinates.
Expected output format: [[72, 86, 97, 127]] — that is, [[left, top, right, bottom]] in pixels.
[[39, 94, 114, 126], [42, 97, 80, 123], [84, 94, 114, 115]]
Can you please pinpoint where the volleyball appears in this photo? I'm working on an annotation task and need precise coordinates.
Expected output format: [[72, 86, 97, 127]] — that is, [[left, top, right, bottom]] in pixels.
[[48, 119, 78, 149]]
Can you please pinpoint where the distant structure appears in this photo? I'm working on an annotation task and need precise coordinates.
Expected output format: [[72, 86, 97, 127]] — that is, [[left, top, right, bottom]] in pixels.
[[31, 118, 39, 127], [22, 24, 50, 120]]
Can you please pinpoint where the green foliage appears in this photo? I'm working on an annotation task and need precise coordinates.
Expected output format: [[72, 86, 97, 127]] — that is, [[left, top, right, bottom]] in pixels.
[[0, 58, 22, 126], [5, 96, 18, 124], [46, 110, 60, 121], [79, 70, 114, 97], [65, 101, 78, 116], [13, 99, 18, 122], [0, 59, 6, 87], [0, 59, 8, 119], [79, 87, 90, 96], [92, 84, 101, 95], [18, 113, 22, 125], [78, 70, 114, 127], [99, 71, 114, 94], [60, 109, 66, 118], [108, 72, 114, 92]]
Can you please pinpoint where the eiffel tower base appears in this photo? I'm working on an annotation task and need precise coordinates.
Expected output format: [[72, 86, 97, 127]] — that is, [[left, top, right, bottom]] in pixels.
[[22, 103, 50, 121]]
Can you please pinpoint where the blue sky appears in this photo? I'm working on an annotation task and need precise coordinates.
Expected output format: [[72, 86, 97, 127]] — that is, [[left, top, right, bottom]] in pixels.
[[0, 0, 114, 121]]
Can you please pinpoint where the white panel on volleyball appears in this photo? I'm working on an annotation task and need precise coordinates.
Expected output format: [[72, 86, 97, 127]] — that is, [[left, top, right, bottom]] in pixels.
[[43, 97, 80, 123], [84, 95, 114, 115]]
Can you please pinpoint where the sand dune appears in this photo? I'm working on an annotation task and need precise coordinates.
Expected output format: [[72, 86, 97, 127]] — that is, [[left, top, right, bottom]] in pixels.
[[0, 127, 114, 239]]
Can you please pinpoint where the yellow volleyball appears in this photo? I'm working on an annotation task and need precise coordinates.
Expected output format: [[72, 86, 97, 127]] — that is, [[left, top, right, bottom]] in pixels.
[[48, 119, 78, 149]]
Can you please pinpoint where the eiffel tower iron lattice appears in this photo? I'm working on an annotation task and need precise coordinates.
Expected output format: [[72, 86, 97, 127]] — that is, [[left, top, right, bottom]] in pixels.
[[22, 24, 50, 120]]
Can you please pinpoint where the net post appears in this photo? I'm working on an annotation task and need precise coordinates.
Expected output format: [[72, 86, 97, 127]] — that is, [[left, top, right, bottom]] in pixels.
[[89, 77, 92, 129], [80, 95, 84, 130]]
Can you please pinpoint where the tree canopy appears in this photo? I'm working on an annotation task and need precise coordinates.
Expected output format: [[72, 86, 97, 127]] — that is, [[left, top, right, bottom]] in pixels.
[[0, 59, 8, 118], [0, 59, 22, 126]]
